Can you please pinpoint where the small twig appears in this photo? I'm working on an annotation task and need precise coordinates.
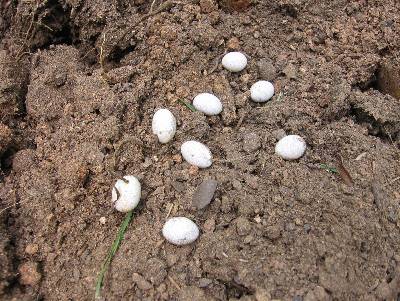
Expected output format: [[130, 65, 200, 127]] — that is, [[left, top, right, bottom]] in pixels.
[[16, 2, 39, 61], [81, 47, 96, 60], [99, 33, 111, 82], [149, 0, 158, 13], [0, 199, 31, 215], [165, 203, 173, 219], [35, 21, 53, 31], [167, 275, 181, 290], [235, 110, 246, 129], [209, 53, 225, 74], [276, 91, 284, 102], [0, 204, 17, 215]]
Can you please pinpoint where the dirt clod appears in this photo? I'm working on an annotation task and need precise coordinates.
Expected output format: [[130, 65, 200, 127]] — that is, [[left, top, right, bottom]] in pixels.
[[256, 59, 277, 81], [18, 262, 41, 286], [132, 273, 153, 291], [24, 244, 39, 255]]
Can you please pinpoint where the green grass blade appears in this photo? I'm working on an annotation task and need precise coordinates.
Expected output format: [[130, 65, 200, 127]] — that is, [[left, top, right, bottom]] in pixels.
[[95, 210, 134, 299], [178, 99, 197, 112], [320, 164, 338, 174]]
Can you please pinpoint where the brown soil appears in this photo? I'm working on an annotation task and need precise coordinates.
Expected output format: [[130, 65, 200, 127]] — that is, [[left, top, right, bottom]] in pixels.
[[1, 0, 400, 300]]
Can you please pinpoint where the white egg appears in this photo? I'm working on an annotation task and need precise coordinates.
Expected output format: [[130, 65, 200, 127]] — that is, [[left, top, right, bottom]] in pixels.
[[112, 175, 141, 212], [193, 93, 223, 116], [162, 217, 200, 245], [222, 52, 248, 72], [250, 80, 275, 102], [152, 108, 177, 143], [275, 135, 306, 160], [181, 140, 212, 168]]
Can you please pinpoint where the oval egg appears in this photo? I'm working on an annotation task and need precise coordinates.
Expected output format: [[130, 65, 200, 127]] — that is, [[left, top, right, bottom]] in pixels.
[[275, 135, 306, 160], [180, 140, 212, 168], [112, 175, 141, 212], [162, 217, 200, 245], [152, 108, 177, 143], [250, 80, 275, 102], [222, 52, 248, 72], [193, 93, 223, 116]]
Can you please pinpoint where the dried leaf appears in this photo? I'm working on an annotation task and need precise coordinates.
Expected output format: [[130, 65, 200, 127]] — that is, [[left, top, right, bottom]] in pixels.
[[336, 158, 354, 186]]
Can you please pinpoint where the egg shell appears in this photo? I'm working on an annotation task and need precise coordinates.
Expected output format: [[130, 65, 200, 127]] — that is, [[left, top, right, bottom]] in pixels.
[[112, 175, 141, 212], [193, 93, 223, 116], [275, 135, 306, 160], [181, 140, 212, 168], [152, 108, 177, 143], [250, 80, 275, 102], [222, 52, 248, 72], [162, 217, 200, 245]]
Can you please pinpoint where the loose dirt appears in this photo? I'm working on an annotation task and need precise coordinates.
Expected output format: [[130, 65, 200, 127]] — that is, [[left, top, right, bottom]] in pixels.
[[1, 0, 400, 300]]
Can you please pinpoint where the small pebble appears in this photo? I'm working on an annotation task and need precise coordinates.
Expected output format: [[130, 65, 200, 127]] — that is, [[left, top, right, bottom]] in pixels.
[[250, 80, 275, 102], [265, 225, 281, 240], [236, 217, 251, 236], [192, 179, 218, 209], [203, 218, 216, 232], [132, 273, 153, 290], [256, 59, 277, 81], [227, 37, 240, 49], [198, 278, 212, 288], [387, 209, 397, 223], [222, 52, 248, 72], [99, 216, 107, 225], [112, 175, 141, 212], [162, 217, 200, 245], [152, 108, 177, 143], [242, 132, 261, 153], [188, 165, 199, 175], [25, 244, 39, 255], [181, 140, 212, 168], [193, 93, 223, 116], [18, 262, 41, 286], [272, 129, 287, 140], [275, 135, 306, 160]]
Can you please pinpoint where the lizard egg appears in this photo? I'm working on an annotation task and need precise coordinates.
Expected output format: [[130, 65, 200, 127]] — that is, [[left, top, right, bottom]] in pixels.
[[275, 135, 306, 160], [222, 52, 248, 72], [250, 80, 274, 102], [152, 108, 177, 143], [181, 140, 212, 168], [193, 93, 223, 116], [112, 175, 141, 212], [162, 217, 200, 245]]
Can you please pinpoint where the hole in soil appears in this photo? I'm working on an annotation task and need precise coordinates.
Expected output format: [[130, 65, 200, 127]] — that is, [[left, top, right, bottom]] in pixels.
[[109, 45, 136, 64], [224, 280, 252, 299], [21, 0, 75, 53], [357, 61, 400, 100], [0, 146, 18, 178], [349, 104, 396, 142]]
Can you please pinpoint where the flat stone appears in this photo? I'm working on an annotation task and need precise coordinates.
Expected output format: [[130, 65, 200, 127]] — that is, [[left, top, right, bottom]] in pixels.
[[192, 179, 218, 210]]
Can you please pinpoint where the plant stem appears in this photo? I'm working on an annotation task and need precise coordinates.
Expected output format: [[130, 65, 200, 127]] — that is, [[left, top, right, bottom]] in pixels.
[[95, 211, 134, 299]]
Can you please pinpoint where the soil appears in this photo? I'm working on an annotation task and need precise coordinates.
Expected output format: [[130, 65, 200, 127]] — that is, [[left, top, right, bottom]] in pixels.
[[1, 0, 400, 300]]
